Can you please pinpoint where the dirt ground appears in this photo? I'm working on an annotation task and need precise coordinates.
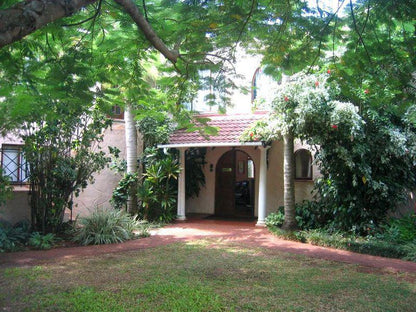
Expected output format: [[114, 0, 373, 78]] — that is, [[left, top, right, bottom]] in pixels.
[[1, 218, 416, 275]]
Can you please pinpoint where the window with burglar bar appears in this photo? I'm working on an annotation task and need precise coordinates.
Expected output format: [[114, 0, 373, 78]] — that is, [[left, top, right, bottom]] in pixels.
[[1, 145, 29, 184]]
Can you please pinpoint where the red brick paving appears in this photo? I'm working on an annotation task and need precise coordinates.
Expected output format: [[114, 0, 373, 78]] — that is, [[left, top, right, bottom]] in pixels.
[[1, 219, 416, 274]]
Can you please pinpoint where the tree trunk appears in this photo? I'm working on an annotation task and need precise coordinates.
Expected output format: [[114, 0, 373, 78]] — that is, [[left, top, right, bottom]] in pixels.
[[0, 0, 179, 64], [124, 103, 138, 214], [282, 132, 297, 230]]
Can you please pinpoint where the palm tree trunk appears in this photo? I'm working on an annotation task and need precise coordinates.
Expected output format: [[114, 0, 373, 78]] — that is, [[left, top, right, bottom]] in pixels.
[[282, 132, 297, 230], [124, 103, 138, 214]]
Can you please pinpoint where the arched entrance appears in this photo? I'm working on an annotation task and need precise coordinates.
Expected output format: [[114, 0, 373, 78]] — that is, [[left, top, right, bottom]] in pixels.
[[215, 150, 255, 217]]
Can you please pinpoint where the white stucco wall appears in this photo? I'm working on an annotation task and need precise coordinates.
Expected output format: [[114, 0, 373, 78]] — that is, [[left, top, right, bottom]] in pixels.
[[0, 187, 30, 225], [72, 120, 128, 218], [1, 122, 130, 223], [0, 133, 30, 225], [185, 139, 317, 217]]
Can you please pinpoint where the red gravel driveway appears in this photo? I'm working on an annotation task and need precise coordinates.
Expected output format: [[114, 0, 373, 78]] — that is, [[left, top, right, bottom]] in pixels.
[[1, 219, 416, 274]]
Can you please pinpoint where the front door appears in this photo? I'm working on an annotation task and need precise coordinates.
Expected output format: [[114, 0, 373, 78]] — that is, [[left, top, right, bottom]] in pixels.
[[215, 150, 254, 217]]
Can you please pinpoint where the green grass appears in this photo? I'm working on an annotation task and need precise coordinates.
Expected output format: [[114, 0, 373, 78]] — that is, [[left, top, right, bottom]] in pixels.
[[1, 240, 415, 311]]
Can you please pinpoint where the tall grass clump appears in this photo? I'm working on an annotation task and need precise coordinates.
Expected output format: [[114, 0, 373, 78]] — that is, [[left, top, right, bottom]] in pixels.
[[73, 208, 147, 245]]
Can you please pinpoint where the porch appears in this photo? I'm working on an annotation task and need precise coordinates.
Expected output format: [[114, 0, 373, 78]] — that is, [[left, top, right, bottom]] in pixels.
[[159, 112, 270, 226]]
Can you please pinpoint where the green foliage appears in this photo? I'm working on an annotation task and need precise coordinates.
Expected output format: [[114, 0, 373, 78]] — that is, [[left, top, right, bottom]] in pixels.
[[250, 73, 416, 233], [23, 105, 111, 234], [294, 201, 333, 231], [268, 225, 416, 262], [375, 214, 416, 244], [267, 226, 306, 243], [0, 220, 31, 252], [303, 229, 411, 260], [265, 209, 285, 227], [108, 146, 127, 174], [73, 208, 145, 246], [185, 148, 207, 199], [136, 116, 173, 149], [28, 232, 57, 250], [138, 150, 180, 222], [0, 169, 12, 206], [111, 173, 138, 210]]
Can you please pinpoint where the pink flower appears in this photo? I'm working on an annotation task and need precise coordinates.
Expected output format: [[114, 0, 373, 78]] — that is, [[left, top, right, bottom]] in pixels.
[[315, 81, 319, 87], [364, 89, 369, 94], [331, 125, 338, 130], [284, 96, 289, 102]]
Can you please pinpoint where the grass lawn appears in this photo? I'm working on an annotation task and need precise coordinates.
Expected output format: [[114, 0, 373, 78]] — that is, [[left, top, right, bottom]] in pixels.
[[1, 240, 415, 311]]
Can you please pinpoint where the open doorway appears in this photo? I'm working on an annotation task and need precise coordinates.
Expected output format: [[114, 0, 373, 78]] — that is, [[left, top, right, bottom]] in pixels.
[[215, 150, 255, 218]]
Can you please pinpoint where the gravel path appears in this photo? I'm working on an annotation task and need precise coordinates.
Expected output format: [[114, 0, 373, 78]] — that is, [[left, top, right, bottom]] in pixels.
[[1, 219, 416, 274]]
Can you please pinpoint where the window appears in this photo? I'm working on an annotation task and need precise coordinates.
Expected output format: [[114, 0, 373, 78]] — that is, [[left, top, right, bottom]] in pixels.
[[247, 159, 254, 179], [111, 105, 124, 119], [294, 149, 312, 180], [1, 145, 29, 183], [251, 67, 280, 109]]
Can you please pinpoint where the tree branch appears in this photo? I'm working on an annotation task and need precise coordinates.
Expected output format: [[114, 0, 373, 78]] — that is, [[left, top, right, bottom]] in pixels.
[[350, 0, 372, 64], [0, 0, 180, 65], [113, 0, 179, 64], [0, 0, 97, 48]]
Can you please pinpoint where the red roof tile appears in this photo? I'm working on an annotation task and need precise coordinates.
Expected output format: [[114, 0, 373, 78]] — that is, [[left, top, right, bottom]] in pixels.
[[169, 112, 267, 145]]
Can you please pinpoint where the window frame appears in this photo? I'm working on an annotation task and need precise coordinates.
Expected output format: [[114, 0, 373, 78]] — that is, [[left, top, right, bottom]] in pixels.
[[294, 148, 313, 181], [110, 105, 124, 120], [1, 144, 29, 185]]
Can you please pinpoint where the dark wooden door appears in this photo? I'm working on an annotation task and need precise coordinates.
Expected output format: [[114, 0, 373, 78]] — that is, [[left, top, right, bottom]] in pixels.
[[215, 150, 236, 216]]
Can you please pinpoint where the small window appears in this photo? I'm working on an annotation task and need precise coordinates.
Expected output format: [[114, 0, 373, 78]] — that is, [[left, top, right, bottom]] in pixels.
[[295, 149, 312, 180], [1, 145, 29, 184], [247, 159, 254, 179], [111, 106, 124, 119], [251, 67, 280, 109]]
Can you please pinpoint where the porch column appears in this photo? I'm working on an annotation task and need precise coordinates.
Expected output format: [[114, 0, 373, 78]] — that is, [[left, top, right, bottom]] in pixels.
[[256, 146, 269, 226], [177, 147, 186, 220]]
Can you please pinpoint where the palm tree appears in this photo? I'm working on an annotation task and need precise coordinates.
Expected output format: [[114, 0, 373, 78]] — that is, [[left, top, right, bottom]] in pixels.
[[124, 103, 138, 214], [282, 132, 297, 230]]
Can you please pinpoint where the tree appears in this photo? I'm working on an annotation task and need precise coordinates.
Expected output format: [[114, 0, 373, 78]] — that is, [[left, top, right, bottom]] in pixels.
[[124, 103, 138, 213], [282, 132, 296, 230], [244, 72, 416, 233], [0, 0, 179, 63], [24, 104, 110, 233]]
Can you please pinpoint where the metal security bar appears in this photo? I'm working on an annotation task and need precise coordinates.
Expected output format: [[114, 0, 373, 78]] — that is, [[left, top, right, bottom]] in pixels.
[[0, 146, 29, 184]]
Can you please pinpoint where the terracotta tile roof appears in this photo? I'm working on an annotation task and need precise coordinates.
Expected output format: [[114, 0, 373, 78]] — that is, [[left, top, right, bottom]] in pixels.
[[169, 112, 268, 145]]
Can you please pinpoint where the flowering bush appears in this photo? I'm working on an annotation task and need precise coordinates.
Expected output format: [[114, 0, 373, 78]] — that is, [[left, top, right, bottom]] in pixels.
[[243, 71, 416, 233]]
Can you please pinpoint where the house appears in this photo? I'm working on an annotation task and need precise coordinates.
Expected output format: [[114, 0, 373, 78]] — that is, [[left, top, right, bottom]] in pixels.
[[158, 52, 318, 225], [0, 110, 130, 224], [159, 112, 317, 225], [0, 52, 317, 226], [0, 133, 30, 224]]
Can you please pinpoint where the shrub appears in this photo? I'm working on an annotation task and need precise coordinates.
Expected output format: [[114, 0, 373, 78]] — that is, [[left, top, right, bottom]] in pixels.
[[304, 229, 354, 249], [377, 214, 416, 243], [111, 172, 138, 210], [138, 150, 180, 223], [295, 200, 333, 230], [265, 209, 285, 227], [73, 208, 145, 245], [268, 226, 306, 243], [29, 232, 57, 250], [346, 240, 408, 259], [0, 221, 31, 252], [401, 243, 416, 262]]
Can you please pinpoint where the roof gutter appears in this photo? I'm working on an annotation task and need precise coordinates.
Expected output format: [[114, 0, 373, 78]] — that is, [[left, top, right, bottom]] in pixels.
[[157, 141, 264, 149]]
